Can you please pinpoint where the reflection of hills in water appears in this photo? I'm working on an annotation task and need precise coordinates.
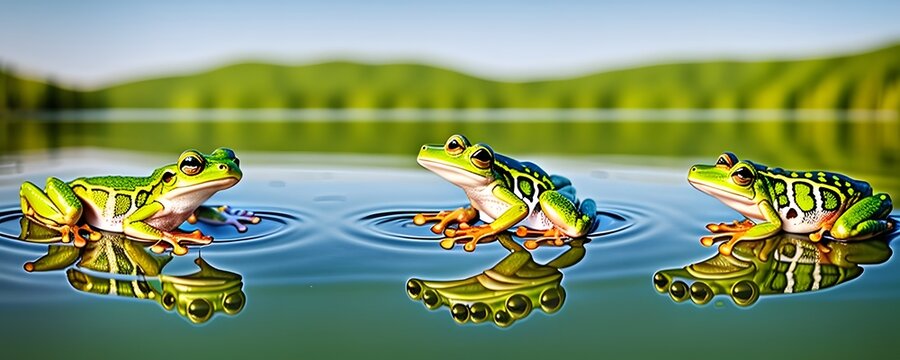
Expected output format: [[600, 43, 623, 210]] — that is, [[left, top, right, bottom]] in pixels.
[[406, 234, 586, 328], [653, 232, 894, 307], [17, 218, 246, 324]]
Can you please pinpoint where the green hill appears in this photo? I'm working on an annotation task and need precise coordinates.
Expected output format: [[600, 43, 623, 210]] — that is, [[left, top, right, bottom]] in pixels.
[[2, 43, 899, 110]]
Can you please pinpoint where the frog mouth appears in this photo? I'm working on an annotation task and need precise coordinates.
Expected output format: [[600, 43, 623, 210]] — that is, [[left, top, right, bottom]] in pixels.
[[160, 177, 240, 204], [689, 180, 754, 204], [417, 158, 490, 186]]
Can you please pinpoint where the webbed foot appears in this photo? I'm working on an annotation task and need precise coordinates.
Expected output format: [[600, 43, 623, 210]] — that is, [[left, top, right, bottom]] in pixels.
[[414, 207, 478, 234], [189, 205, 261, 233], [440, 225, 498, 252], [53, 223, 101, 248], [706, 219, 754, 233], [515, 227, 566, 249], [699, 231, 747, 256], [150, 230, 212, 256]]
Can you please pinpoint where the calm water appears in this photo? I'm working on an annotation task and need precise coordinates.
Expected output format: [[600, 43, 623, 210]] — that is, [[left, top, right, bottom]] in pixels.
[[0, 148, 898, 359]]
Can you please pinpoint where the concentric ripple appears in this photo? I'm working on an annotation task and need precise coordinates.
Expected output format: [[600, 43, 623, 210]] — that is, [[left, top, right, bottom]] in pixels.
[[349, 202, 645, 251], [0, 205, 306, 252]]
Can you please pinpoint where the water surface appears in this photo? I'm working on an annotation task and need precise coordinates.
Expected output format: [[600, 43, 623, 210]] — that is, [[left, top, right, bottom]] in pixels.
[[0, 148, 897, 358]]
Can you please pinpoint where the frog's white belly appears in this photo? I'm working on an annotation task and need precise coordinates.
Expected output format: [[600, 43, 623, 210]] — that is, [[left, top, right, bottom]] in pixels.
[[78, 195, 132, 232], [464, 186, 553, 230]]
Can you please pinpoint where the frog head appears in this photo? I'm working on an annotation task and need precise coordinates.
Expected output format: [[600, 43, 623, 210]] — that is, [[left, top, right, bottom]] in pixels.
[[653, 233, 891, 307], [688, 152, 769, 220], [417, 134, 496, 187], [153, 147, 243, 205], [158, 257, 246, 324]]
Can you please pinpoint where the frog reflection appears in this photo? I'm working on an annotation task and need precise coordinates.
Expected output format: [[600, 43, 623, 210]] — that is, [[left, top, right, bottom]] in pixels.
[[406, 233, 585, 327], [653, 232, 892, 307], [19, 218, 245, 324]]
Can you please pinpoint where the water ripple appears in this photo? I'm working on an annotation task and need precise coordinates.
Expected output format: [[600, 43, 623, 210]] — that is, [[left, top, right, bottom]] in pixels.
[[0, 205, 307, 259], [347, 201, 647, 252]]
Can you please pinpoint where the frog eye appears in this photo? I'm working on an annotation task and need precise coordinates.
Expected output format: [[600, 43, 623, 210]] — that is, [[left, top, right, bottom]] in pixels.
[[470, 148, 493, 169], [716, 152, 738, 169], [731, 166, 755, 186], [179, 155, 205, 176], [445, 137, 466, 155]]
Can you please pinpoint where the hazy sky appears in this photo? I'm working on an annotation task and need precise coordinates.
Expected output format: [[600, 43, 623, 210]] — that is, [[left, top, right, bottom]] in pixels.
[[1, 0, 898, 86]]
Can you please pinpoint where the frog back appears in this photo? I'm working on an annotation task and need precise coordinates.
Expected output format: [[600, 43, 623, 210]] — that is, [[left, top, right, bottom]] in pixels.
[[492, 154, 557, 202], [756, 164, 872, 232]]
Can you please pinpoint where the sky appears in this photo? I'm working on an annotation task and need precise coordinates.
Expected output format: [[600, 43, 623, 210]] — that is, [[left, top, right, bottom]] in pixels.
[[1, 0, 898, 86]]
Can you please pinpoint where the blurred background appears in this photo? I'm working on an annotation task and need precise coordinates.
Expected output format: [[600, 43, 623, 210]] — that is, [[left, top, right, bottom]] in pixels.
[[0, 0, 897, 187], [1, 2, 900, 358]]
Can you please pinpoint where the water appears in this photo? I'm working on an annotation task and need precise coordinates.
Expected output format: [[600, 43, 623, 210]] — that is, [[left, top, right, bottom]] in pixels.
[[0, 148, 897, 358]]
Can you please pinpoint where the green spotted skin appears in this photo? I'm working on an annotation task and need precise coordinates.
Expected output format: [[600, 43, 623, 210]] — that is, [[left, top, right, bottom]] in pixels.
[[752, 163, 874, 234], [68, 169, 170, 232], [493, 155, 556, 204]]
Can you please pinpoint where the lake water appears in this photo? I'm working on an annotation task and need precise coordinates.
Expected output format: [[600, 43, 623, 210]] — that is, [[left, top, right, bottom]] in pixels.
[[0, 147, 897, 359]]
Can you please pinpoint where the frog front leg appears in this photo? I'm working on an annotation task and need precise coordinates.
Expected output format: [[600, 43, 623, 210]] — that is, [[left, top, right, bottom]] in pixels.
[[829, 193, 893, 240], [518, 191, 597, 250], [19, 178, 99, 247], [188, 205, 261, 233], [700, 200, 782, 256], [414, 207, 479, 234], [123, 201, 212, 256], [440, 186, 528, 252]]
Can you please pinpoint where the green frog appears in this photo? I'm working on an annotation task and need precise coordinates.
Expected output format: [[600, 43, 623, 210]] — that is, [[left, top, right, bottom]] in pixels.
[[406, 233, 583, 327], [688, 152, 893, 255], [19, 148, 258, 255], [20, 218, 245, 324], [652, 232, 892, 307], [415, 134, 597, 251]]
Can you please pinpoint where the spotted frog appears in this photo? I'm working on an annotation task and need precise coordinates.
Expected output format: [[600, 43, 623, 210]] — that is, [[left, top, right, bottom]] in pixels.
[[19, 148, 259, 255], [415, 134, 597, 251], [689, 152, 893, 255]]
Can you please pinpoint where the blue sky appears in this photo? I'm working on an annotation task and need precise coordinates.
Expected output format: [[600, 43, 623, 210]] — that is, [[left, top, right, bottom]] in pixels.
[[1, 0, 898, 86]]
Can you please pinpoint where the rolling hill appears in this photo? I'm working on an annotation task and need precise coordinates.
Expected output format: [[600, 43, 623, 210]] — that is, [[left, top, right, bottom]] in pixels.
[[1, 42, 898, 110]]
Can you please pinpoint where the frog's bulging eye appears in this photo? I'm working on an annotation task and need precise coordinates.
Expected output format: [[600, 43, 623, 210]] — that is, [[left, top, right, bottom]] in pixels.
[[471, 148, 493, 169], [445, 137, 465, 155], [732, 167, 755, 186], [180, 155, 205, 176], [716, 152, 738, 168]]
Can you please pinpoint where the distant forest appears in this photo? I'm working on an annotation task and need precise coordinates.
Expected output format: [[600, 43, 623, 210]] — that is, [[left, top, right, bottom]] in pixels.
[[1, 43, 898, 110]]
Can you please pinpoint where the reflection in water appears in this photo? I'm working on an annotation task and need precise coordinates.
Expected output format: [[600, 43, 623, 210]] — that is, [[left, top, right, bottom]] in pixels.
[[406, 233, 586, 327], [19, 218, 245, 324], [653, 233, 892, 307]]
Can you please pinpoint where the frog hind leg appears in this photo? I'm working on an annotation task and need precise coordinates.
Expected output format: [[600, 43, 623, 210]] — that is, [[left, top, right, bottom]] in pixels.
[[522, 191, 596, 249], [19, 178, 97, 247], [550, 175, 576, 202], [830, 193, 893, 240]]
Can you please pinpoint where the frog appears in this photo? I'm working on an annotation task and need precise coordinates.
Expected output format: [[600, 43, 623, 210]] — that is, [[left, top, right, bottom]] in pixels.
[[414, 134, 597, 251], [652, 232, 892, 307], [19, 148, 258, 255], [688, 152, 893, 256], [20, 218, 245, 324], [406, 233, 583, 327]]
